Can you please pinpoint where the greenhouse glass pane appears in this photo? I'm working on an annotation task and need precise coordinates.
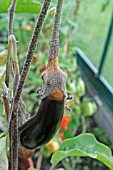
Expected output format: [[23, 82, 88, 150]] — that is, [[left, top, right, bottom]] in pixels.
[[75, 0, 112, 69]]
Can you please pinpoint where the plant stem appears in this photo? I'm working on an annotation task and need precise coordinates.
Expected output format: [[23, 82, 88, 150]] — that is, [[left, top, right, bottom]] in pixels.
[[12, 113, 18, 170], [6, 36, 18, 170], [12, 35, 19, 170], [62, 159, 73, 170], [48, 0, 63, 65], [8, 2, 17, 169], [5, 37, 13, 88], [8, 0, 16, 36], [6, 0, 16, 87], [71, 0, 80, 19], [47, 7, 56, 15], [50, 165, 56, 170], [13, 0, 51, 107], [36, 148, 43, 170], [11, 35, 19, 95], [3, 96, 9, 120], [9, 121, 13, 170], [9, 39, 14, 99], [12, 35, 19, 74], [81, 116, 87, 133], [6, 0, 18, 170]]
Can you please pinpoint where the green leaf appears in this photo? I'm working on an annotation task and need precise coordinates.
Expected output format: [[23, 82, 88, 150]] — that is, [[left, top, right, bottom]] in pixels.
[[0, 50, 7, 91], [28, 168, 37, 170], [0, 50, 7, 66], [55, 169, 65, 170], [0, 133, 6, 139], [0, 66, 6, 92], [0, 0, 42, 14], [51, 133, 113, 170], [0, 137, 8, 170]]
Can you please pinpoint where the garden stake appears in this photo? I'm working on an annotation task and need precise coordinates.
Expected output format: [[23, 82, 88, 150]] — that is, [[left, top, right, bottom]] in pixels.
[[19, 0, 66, 150]]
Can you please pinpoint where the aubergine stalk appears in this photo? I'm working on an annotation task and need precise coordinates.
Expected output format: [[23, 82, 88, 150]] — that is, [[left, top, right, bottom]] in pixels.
[[19, 0, 66, 150]]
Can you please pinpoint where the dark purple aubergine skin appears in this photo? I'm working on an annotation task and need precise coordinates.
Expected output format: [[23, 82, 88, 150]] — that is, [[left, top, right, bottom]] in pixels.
[[19, 97, 64, 149]]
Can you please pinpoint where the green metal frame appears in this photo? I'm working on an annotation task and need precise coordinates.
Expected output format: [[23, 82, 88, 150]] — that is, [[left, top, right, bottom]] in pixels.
[[76, 48, 113, 112], [98, 10, 113, 75]]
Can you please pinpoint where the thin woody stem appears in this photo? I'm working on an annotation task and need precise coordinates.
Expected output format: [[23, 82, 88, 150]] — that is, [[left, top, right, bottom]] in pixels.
[[48, 0, 63, 65], [8, 38, 14, 99], [12, 35, 19, 75], [71, 0, 80, 19], [12, 113, 18, 170], [8, 0, 16, 36], [8, 121, 13, 170], [3, 97, 9, 120], [5, 0, 16, 87], [36, 148, 43, 170], [10, 35, 19, 170], [10, 35, 20, 95], [7, 1, 17, 169], [5, 38, 14, 170], [13, 0, 51, 107], [5, 37, 13, 88]]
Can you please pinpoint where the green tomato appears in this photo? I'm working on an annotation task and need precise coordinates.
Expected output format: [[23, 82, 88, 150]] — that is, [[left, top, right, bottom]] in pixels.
[[81, 99, 97, 116], [74, 105, 81, 115], [75, 78, 85, 97], [66, 80, 76, 94], [42, 147, 51, 157]]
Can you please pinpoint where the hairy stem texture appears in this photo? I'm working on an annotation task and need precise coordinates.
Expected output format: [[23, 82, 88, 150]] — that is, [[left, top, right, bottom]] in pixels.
[[13, 0, 51, 106], [48, 0, 63, 65], [8, 0, 16, 36]]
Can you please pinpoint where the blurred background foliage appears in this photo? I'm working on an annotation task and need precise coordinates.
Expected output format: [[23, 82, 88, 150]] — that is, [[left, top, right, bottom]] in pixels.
[[0, 0, 113, 169]]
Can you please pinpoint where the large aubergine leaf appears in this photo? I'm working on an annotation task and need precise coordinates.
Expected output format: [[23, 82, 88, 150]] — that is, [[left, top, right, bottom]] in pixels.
[[0, 0, 42, 13], [51, 133, 113, 170]]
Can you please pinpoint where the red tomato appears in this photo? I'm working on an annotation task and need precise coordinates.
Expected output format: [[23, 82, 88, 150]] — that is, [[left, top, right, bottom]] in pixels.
[[60, 115, 71, 129], [33, 56, 39, 63], [59, 132, 65, 141], [73, 98, 78, 104], [41, 65, 47, 71]]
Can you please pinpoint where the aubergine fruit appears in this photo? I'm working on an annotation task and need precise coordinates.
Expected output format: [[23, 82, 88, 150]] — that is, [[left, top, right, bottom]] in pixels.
[[19, 97, 64, 149]]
